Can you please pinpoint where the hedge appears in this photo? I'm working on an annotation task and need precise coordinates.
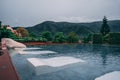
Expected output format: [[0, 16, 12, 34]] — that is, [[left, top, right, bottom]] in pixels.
[[109, 32, 120, 44], [93, 33, 103, 44]]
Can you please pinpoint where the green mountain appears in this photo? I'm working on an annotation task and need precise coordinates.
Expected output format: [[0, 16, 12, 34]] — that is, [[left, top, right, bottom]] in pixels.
[[80, 20, 120, 32], [26, 20, 120, 37]]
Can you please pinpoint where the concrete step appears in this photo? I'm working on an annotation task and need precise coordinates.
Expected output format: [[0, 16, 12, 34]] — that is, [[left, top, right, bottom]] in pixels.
[[27, 56, 85, 75], [18, 50, 57, 55]]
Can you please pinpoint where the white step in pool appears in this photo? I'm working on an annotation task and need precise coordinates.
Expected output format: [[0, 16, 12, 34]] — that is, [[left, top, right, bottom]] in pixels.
[[15, 47, 41, 51], [27, 56, 85, 75], [95, 71, 120, 80], [18, 50, 57, 55]]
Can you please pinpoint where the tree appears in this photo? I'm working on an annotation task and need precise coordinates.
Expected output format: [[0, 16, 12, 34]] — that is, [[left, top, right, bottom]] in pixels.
[[0, 21, 16, 44], [0, 26, 16, 39], [16, 27, 29, 37], [83, 34, 93, 43], [29, 32, 37, 38], [52, 32, 66, 43], [93, 33, 103, 44], [100, 16, 110, 36], [67, 32, 79, 43], [41, 31, 52, 41]]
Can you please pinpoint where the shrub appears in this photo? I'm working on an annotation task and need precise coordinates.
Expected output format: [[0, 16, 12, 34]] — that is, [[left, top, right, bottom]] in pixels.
[[103, 34, 110, 43], [93, 33, 103, 44], [52, 32, 66, 43], [109, 32, 120, 44], [41, 31, 52, 41], [0, 27, 17, 39], [83, 34, 93, 43], [66, 32, 79, 43]]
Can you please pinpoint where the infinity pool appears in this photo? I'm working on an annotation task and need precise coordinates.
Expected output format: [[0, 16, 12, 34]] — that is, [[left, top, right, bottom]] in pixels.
[[11, 44, 120, 80]]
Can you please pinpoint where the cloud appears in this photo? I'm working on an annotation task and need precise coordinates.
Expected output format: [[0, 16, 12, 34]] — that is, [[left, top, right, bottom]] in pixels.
[[0, 0, 120, 26]]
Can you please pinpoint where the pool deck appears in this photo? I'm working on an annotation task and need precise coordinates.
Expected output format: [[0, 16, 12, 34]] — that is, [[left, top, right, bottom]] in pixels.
[[0, 49, 20, 80]]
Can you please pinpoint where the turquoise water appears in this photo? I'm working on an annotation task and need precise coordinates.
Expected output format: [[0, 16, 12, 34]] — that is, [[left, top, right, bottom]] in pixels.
[[11, 44, 120, 80]]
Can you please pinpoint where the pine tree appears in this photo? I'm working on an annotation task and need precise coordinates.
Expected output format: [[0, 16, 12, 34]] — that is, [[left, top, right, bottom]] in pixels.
[[100, 16, 110, 36]]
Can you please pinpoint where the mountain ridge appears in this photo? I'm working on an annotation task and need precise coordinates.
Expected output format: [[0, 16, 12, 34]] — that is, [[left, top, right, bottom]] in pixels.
[[26, 20, 120, 37]]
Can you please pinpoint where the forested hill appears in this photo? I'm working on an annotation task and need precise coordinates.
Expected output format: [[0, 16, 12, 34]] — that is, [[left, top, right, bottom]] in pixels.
[[26, 20, 120, 37]]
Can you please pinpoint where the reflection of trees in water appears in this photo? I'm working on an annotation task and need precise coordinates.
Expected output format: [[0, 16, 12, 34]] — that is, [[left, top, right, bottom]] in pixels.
[[100, 47, 109, 66], [92, 44, 103, 53], [42, 44, 120, 66], [92, 45, 109, 66], [92, 45, 120, 66]]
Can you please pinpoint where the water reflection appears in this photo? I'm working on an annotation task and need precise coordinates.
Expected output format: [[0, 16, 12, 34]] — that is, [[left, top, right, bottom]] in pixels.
[[11, 44, 120, 80], [100, 47, 109, 66], [92, 45, 120, 66], [40, 44, 120, 67]]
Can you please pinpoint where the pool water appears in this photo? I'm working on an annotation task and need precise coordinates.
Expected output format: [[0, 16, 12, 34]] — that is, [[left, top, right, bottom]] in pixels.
[[11, 44, 120, 80]]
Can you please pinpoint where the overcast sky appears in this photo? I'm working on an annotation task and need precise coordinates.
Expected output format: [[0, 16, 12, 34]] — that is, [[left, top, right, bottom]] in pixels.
[[0, 0, 120, 27]]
